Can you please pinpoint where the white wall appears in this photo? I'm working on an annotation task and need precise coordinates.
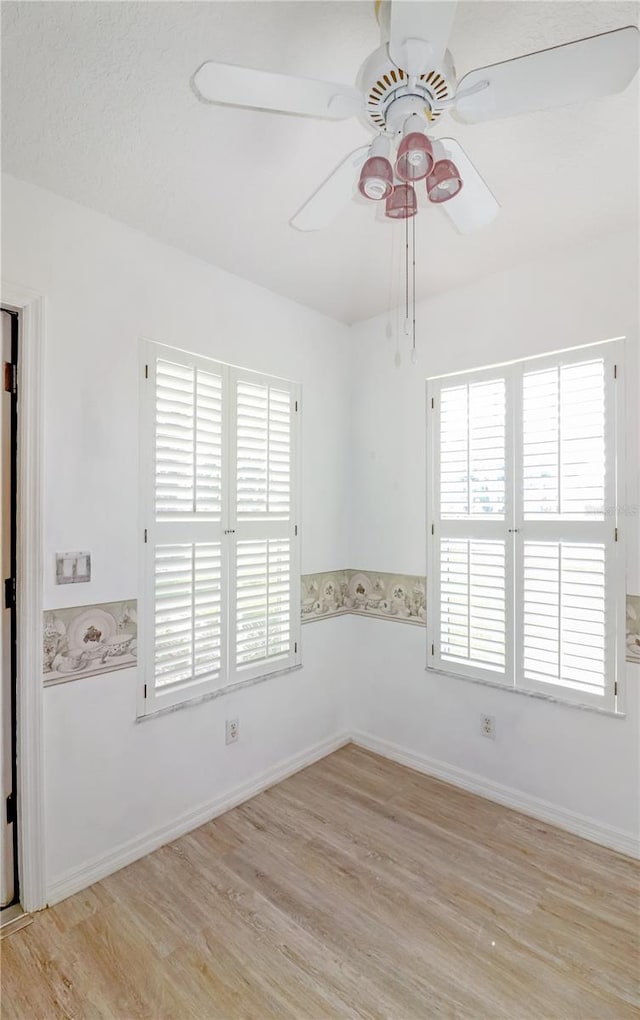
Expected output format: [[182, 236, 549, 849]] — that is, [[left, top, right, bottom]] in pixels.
[[2, 175, 353, 893], [3, 174, 638, 899], [349, 231, 640, 846], [43, 618, 351, 890]]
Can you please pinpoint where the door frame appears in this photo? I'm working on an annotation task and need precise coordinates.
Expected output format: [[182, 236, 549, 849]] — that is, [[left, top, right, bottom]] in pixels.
[[1, 282, 45, 912]]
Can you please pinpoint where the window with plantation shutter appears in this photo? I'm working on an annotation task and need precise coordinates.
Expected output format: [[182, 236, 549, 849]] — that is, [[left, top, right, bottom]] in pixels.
[[229, 371, 299, 684], [428, 340, 624, 711], [140, 341, 300, 714], [430, 367, 513, 685]]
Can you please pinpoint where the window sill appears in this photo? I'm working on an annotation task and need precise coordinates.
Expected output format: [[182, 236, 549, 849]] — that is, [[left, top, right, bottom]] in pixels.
[[136, 662, 302, 722], [425, 665, 625, 718]]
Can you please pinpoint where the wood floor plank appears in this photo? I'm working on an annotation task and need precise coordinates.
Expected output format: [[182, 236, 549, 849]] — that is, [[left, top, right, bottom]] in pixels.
[[2, 744, 638, 1018]]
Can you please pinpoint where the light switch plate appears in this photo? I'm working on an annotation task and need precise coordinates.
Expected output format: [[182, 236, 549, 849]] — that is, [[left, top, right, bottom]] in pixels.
[[55, 551, 91, 584]]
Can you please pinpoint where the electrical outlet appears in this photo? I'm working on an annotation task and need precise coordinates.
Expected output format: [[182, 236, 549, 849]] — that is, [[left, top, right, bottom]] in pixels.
[[481, 714, 495, 740], [225, 718, 239, 745]]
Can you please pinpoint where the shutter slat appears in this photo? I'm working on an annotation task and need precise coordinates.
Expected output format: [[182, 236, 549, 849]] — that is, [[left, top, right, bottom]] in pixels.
[[522, 358, 605, 520], [522, 541, 606, 695], [440, 538, 506, 673], [235, 539, 291, 667], [439, 378, 506, 519], [236, 381, 291, 520], [154, 542, 222, 688], [155, 360, 222, 520]]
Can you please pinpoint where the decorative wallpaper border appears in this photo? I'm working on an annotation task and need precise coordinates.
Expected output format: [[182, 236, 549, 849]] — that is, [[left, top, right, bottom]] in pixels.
[[627, 594, 640, 663], [302, 569, 426, 626], [42, 589, 640, 684], [43, 600, 137, 685], [302, 573, 640, 666]]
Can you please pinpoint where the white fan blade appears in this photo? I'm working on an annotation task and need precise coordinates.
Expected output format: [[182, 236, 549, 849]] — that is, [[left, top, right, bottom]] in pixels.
[[193, 61, 362, 120], [437, 139, 499, 234], [291, 146, 369, 231], [388, 1, 457, 76], [454, 26, 640, 124]]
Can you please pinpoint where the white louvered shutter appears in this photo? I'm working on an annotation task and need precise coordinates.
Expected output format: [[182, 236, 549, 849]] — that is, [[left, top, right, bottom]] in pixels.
[[429, 370, 513, 682], [515, 346, 617, 706], [141, 343, 302, 713], [141, 343, 227, 712], [229, 370, 301, 683], [439, 539, 507, 672], [521, 358, 606, 520], [439, 378, 507, 518], [428, 340, 622, 710]]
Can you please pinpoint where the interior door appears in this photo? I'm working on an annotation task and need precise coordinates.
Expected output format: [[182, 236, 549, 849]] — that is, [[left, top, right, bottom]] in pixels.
[[1, 309, 17, 908]]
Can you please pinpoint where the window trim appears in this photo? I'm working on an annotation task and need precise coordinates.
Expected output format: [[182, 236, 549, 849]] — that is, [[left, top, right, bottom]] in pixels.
[[138, 339, 302, 718], [426, 338, 626, 713]]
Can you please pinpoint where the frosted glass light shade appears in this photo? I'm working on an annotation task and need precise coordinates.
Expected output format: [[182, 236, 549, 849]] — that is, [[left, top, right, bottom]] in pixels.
[[395, 133, 434, 182], [426, 159, 463, 203], [385, 183, 417, 219], [358, 156, 394, 201]]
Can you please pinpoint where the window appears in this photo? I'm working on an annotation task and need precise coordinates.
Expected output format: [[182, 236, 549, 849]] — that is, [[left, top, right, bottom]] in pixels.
[[139, 340, 301, 714], [426, 340, 624, 711]]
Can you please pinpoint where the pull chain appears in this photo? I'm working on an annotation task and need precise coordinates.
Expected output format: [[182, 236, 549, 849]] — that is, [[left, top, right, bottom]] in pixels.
[[404, 195, 410, 336], [411, 201, 417, 364]]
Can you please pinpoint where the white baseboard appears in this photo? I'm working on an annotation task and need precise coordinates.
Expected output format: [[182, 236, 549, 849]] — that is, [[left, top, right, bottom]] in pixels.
[[352, 730, 640, 860], [47, 732, 350, 906], [47, 726, 638, 906]]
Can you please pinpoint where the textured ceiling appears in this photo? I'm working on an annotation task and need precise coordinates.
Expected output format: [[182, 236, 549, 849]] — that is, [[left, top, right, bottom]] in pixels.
[[2, 1, 638, 323]]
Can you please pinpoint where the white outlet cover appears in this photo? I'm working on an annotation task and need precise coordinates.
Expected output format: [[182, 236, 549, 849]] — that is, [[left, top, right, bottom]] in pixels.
[[481, 715, 496, 739], [225, 718, 239, 744]]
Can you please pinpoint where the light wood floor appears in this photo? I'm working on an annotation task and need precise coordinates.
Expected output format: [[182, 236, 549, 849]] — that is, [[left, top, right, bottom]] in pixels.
[[2, 744, 639, 1019]]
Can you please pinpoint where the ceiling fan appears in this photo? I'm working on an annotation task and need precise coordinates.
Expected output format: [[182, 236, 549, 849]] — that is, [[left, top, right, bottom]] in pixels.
[[192, 2, 639, 234]]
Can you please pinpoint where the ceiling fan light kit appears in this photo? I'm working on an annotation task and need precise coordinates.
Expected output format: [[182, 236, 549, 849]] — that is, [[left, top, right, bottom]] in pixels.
[[358, 134, 394, 200], [192, 3, 638, 353], [191, 8, 638, 235], [395, 117, 435, 182], [427, 157, 462, 204], [385, 182, 417, 220], [358, 155, 394, 200]]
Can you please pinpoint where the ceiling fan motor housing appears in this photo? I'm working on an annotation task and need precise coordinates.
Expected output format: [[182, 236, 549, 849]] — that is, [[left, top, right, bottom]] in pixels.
[[356, 45, 456, 135]]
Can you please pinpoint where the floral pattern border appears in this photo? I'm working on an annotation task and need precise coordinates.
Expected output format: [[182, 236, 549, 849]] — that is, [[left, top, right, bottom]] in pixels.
[[43, 600, 137, 685], [302, 573, 640, 664], [302, 569, 426, 626], [627, 594, 640, 664], [42, 589, 640, 684]]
